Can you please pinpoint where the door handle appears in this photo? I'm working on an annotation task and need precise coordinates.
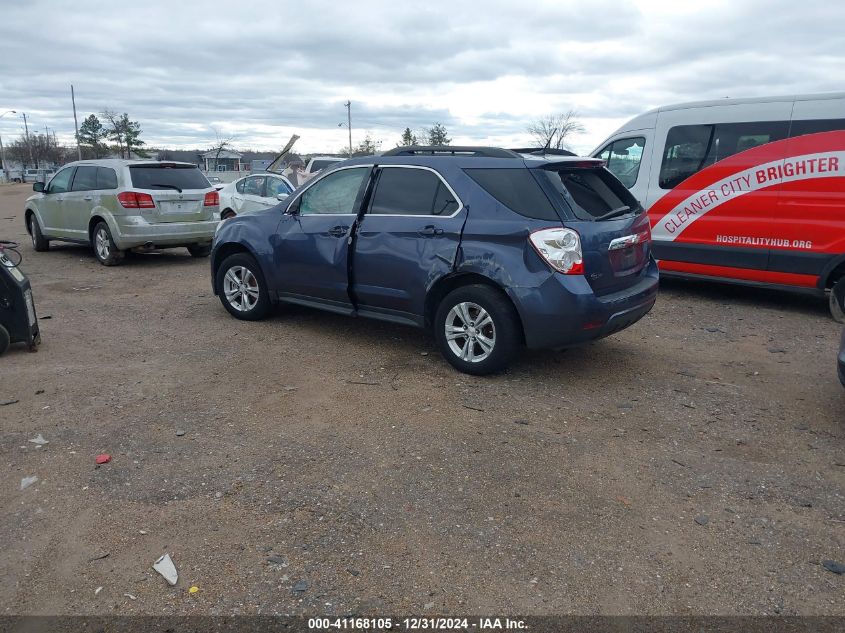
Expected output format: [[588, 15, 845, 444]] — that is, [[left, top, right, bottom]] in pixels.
[[418, 225, 444, 236], [83, 196, 93, 201], [328, 225, 349, 237]]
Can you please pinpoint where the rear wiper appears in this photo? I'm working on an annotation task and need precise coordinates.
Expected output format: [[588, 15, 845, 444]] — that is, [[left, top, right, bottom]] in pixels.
[[151, 183, 182, 193], [595, 205, 632, 221]]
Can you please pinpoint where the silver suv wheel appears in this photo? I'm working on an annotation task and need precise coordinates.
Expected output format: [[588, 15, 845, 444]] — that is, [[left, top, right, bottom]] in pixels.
[[95, 227, 110, 260]]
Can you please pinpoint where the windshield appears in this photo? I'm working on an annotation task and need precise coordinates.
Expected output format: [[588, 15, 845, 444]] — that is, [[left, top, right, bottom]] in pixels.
[[129, 165, 210, 190], [542, 167, 642, 221]]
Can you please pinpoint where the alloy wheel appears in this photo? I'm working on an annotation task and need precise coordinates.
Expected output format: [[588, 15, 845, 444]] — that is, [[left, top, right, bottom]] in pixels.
[[444, 301, 496, 363], [95, 228, 110, 260], [223, 265, 260, 312]]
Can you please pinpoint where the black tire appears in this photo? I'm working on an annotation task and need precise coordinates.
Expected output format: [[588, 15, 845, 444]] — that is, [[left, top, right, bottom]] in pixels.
[[216, 252, 271, 320], [0, 324, 9, 356], [830, 277, 845, 324], [29, 214, 49, 252], [434, 284, 521, 375], [221, 209, 236, 220], [91, 221, 124, 266], [188, 244, 212, 258]]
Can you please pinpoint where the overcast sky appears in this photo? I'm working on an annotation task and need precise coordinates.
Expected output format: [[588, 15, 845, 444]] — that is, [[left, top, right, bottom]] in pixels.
[[1, 0, 842, 156]]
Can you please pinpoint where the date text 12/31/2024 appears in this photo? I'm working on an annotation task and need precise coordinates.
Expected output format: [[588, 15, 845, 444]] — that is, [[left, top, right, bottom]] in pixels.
[[308, 617, 528, 630]]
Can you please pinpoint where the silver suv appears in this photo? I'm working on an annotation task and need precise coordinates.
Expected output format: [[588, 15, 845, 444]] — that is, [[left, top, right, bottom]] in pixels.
[[24, 159, 219, 265]]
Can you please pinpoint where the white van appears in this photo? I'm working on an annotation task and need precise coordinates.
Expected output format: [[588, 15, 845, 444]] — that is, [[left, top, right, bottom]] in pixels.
[[592, 92, 845, 320]]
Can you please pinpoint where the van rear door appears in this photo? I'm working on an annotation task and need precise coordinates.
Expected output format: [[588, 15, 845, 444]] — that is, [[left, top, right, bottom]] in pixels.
[[534, 161, 652, 295]]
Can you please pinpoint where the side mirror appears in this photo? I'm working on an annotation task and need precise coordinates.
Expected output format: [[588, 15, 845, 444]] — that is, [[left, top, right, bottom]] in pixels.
[[276, 192, 289, 201], [32, 182, 45, 193]]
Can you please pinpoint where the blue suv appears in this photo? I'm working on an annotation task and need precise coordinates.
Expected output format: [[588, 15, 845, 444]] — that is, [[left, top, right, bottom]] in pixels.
[[211, 146, 659, 375]]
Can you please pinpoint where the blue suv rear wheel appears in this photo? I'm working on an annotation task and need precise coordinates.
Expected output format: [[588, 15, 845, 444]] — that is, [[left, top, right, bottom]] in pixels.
[[434, 284, 521, 375]]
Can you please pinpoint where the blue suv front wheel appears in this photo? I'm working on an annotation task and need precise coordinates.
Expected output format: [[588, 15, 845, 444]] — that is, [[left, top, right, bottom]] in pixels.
[[216, 253, 271, 320], [434, 285, 522, 375]]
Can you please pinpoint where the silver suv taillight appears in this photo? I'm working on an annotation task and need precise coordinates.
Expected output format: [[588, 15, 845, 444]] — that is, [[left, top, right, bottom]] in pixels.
[[529, 227, 583, 275]]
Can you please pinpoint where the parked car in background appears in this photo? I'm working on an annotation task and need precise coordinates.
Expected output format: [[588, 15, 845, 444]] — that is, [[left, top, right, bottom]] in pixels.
[[217, 173, 294, 219], [25, 159, 219, 265], [300, 156, 344, 184], [22, 168, 55, 183], [211, 146, 658, 375], [206, 175, 223, 187], [592, 92, 845, 321]]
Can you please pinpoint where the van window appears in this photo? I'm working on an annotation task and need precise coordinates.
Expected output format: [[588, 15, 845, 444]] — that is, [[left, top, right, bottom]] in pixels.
[[659, 121, 789, 189], [790, 118, 845, 136], [595, 137, 645, 188], [71, 166, 98, 191]]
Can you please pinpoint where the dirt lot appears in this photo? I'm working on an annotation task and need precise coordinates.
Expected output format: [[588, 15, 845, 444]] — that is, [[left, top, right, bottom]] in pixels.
[[0, 183, 842, 616]]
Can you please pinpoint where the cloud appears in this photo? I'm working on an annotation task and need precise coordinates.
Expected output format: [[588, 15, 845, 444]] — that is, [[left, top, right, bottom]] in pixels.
[[0, 0, 841, 155]]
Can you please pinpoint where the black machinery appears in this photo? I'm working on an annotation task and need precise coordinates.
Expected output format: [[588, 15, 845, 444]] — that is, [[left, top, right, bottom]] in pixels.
[[0, 240, 40, 355]]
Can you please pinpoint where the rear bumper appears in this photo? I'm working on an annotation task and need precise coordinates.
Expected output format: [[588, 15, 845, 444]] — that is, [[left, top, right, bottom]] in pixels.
[[111, 215, 218, 249], [514, 258, 659, 349]]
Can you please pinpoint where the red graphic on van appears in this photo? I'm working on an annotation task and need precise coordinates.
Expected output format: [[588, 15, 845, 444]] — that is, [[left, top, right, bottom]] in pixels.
[[648, 131, 845, 287]]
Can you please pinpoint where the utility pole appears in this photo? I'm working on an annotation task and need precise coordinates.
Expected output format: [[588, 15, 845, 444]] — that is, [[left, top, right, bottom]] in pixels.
[[71, 84, 82, 161], [0, 110, 15, 183], [22, 112, 34, 169], [345, 100, 352, 156]]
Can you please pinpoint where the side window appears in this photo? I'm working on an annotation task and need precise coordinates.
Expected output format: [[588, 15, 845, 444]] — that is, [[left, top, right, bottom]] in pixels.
[[659, 125, 713, 189], [235, 179, 246, 194], [96, 167, 118, 190], [243, 176, 263, 196], [46, 167, 75, 194], [790, 118, 845, 136], [71, 166, 98, 191], [267, 177, 291, 197], [660, 122, 789, 189], [603, 137, 646, 188], [369, 167, 457, 216], [298, 167, 368, 215]]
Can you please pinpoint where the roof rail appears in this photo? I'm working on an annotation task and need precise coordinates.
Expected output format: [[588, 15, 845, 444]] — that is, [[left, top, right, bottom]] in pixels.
[[510, 147, 577, 157], [382, 145, 520, 158]]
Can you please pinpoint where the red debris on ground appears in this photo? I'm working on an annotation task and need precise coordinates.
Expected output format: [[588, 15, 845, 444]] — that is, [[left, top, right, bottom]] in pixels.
[[95, 454, 111, 464]]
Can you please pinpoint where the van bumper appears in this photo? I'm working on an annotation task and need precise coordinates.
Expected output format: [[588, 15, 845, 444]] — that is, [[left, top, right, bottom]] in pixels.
[[514, 258, 659, 350], [111, 215, 219, 250]]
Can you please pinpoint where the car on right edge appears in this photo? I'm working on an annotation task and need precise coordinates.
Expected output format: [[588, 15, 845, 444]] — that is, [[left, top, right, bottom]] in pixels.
[[591, 92, 845, 321], [210, 146, 658, 375]]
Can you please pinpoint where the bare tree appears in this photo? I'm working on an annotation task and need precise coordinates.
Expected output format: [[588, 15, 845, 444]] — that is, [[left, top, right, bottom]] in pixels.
[[526, 110, 585, 150], [208, 128, 235, 171]]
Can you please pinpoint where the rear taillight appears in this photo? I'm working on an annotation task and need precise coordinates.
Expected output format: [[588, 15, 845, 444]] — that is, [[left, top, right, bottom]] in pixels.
[[529, 227, 583, 275], [204, 191, 219, 206], [117, 191, 155, 209]]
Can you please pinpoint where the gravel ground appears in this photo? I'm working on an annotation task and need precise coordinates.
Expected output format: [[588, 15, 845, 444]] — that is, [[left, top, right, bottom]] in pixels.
[[0, 183, 843, 616]]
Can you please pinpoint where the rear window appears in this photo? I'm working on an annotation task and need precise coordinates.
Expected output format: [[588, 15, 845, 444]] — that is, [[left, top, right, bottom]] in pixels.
[[129, 164, 210, 191], [543, 167, 641, 221], [464, 168, 558, 221]]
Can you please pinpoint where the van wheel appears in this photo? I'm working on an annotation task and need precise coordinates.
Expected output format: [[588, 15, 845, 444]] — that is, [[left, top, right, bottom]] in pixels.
[[830, 278, 845, 324], [92, 222, 124, 266], [434, 284, 521, 375], [216, 253, 270, 320], [29, 215, 49, 252]]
